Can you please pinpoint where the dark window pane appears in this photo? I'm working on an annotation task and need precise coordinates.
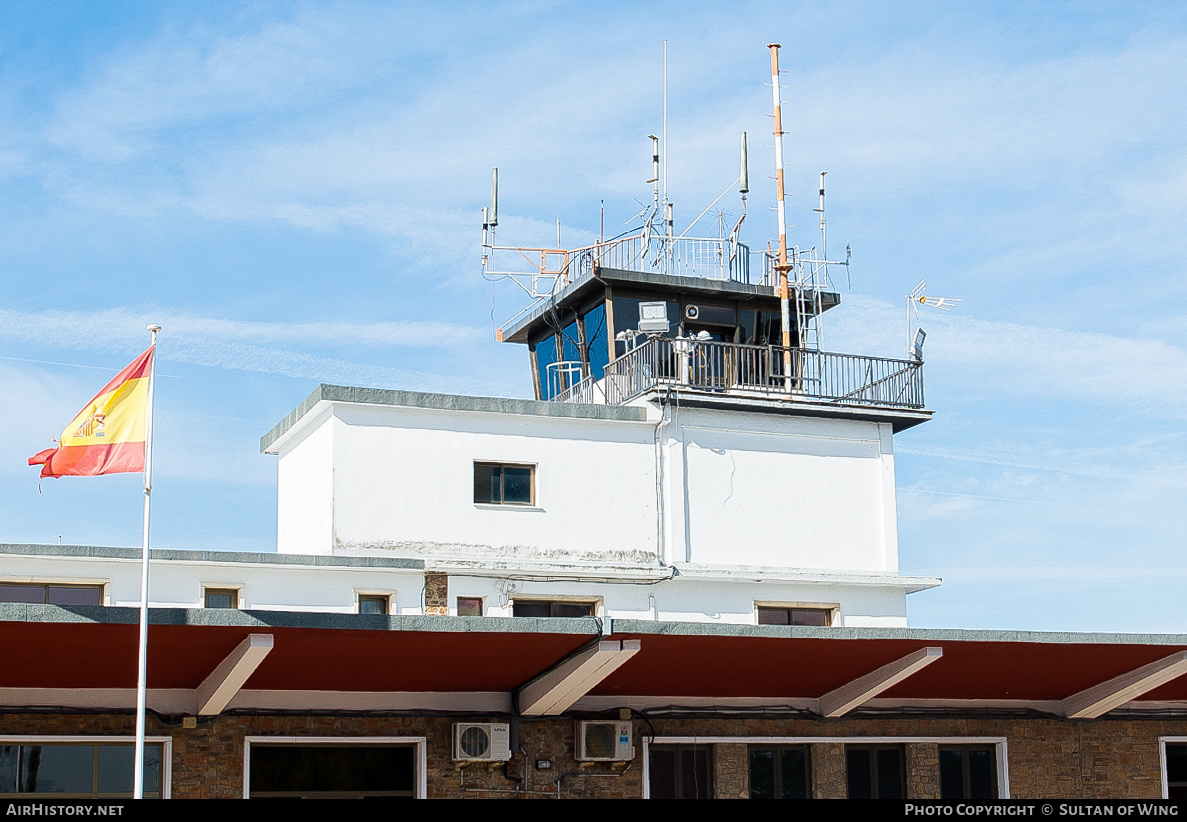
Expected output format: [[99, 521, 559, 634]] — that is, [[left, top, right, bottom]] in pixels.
[[250, 746, 413, 795], [1168, 745, 1187, 783], [779, 748, 809, 799], [561, 320, 581, 365], [48, 586, 102, 606], [205, 592, 235, 609], [551, 602, 594, 618], [533, 336, 561, 400], [680, 749, 710, 799], [502, 467, 532, 504], [457, 597, 483, 616], [846, 749, 872, 799], [968, 749, 995, 799], [789, 609, 829, 627], [649, 749, 677, 799], [359, 597, 387, 615], [748, 750, 775, 799], [876, 748, 904, 799], [757, 608, 789, 625], [940, 749, 964, 799], [0, 586, 46, 604], [474, 463, 497, 503], [584, 303, 609, 381], [0, 747, 18, 793], [512, 601, 551, 618], [21, 746, 93, 794]]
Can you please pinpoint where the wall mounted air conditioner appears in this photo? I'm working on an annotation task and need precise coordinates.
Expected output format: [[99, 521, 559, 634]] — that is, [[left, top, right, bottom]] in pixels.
[[576, 720, 634, 762], [453, 722, 512, 762]]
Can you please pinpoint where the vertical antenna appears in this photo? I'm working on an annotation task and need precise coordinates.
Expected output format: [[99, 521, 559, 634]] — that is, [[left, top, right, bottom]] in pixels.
[[739, 131, 749, 195], [556, 217, 561, 248], [815, 171, 827, 259], [489, 168, 499, 227], [768, 43, 793, 387], [662, 41, 668, 210]]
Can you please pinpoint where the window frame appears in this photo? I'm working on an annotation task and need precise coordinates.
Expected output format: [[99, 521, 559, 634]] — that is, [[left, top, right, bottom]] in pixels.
[[0, 736, 171, 799], [646, 744, 713, 799], [510, 597, 600, 618], [473, 461, 536, 507], [357, 594, 390, 615], [243, 736, 427, 799], [203, 587, 241, 609], [456, 596, 484, 616], [0, 582, 105, 606], [1161, 737, 1187, 798], [748, 744, 811, 799], [846, 744, 907, 799], [755, 602, 838, 627], [939, 744, 999, 800], [642, 736, 1008, 799]]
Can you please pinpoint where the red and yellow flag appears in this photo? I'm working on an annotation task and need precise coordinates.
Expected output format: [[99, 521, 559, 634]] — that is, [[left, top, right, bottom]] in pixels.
[[28, 347, 154, 479]]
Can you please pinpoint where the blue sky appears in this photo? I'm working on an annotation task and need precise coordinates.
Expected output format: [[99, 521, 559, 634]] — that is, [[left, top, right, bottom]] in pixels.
[[1, 2, 1185, 633]]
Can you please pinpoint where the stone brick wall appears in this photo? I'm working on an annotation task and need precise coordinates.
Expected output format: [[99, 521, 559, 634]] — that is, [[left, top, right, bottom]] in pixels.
[[424, 572, 448, 615], [712, 743, 748, 799], [907, 742, 941, 799], [1, 711, 1183, 799]]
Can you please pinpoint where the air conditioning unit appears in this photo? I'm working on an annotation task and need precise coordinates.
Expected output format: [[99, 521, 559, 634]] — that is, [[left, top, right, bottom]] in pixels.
[[453, 722, 512, 762], [577, 720, 634, 762]]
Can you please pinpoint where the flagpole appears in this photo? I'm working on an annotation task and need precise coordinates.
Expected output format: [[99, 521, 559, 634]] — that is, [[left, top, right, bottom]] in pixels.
[[133, 324, 160, 800]]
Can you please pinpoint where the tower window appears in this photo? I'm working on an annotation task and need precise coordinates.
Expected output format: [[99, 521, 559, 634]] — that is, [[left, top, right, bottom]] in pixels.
[[474, 462, 535, 505]]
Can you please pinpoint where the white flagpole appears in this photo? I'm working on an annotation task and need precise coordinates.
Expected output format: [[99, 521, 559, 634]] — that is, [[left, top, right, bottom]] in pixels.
[[133, 324, 160, 799]]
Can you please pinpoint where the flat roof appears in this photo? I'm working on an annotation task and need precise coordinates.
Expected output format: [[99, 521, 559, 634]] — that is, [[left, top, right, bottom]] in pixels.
[[261, 384, 649, 453], [0, 543, 423, 571]]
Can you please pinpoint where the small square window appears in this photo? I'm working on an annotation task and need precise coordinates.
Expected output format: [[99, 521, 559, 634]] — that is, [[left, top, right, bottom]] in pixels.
[[474, 462, 535, 505], [204, 588, 239, 609], [457, 597, 483, 616], [757, 605, 834, 627], [359, 595, 389, 615]]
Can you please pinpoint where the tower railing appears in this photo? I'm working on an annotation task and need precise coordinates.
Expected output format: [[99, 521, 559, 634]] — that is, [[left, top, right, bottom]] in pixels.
[[554, 337, 924, 409]]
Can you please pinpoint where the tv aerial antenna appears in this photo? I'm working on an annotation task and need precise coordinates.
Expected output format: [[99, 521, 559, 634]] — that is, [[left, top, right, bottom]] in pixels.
[[906, 279, 960, 361]]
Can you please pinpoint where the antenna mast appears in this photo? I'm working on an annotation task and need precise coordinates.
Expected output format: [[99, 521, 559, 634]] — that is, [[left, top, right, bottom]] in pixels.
[[767, 43, 794, 389]]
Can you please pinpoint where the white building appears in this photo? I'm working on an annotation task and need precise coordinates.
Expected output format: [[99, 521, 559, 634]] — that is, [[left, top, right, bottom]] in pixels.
[[4, 240, 940, 628]]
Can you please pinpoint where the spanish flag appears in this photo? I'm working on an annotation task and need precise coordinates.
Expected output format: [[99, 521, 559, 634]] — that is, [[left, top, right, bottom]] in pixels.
[[28, 347, 154, 478]]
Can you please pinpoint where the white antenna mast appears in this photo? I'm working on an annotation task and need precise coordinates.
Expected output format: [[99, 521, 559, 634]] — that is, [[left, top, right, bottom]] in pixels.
[[767, 43, 793, 388]]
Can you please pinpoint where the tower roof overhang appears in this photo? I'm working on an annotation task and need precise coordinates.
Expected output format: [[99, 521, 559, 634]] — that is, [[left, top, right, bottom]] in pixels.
[[499, 267, 841, 344]]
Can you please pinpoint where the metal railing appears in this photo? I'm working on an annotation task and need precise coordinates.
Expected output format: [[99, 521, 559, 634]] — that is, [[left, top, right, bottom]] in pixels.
[[561, 337, 924, 409], [569, 234, 752, 284]]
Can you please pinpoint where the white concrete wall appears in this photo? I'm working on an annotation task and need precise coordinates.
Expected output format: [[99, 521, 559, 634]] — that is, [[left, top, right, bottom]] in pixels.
[[323, 404, 659, 563], [275, 400, 901, 579], [0, 553, 422, 615], [444, 573, 909, 627], [663, 409, 899, 573], [276, 405, 335, 556]]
